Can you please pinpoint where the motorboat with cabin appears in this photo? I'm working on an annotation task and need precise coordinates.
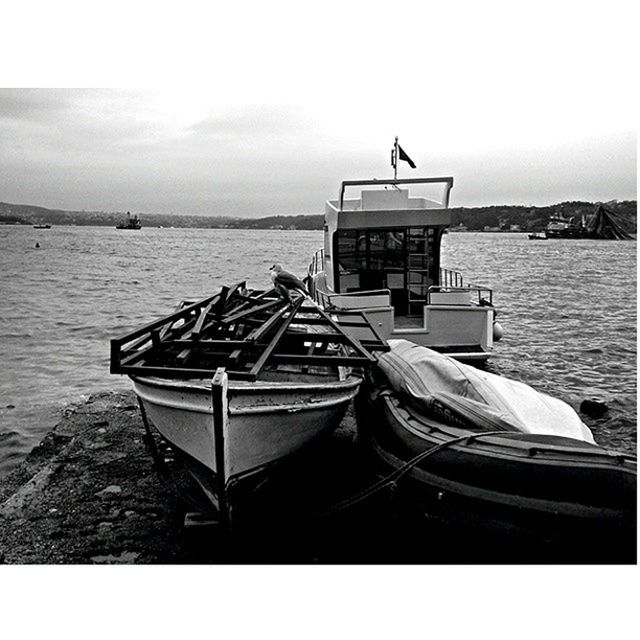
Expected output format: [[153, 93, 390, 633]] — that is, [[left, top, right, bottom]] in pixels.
[[307, 176, 501, 363], [545, 213, 586, 239]]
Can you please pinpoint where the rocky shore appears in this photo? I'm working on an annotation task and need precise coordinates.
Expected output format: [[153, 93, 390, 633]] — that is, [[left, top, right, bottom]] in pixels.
[[0, 392, 192, 563], [0, 390, 391, 564]]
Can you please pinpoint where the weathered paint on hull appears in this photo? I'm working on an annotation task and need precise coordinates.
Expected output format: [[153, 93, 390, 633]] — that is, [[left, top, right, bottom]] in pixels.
[[132, 374, 361, 484]]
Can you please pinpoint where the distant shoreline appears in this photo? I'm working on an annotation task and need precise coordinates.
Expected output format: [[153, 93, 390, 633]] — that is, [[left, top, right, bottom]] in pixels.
[[1, 199, 636, 233]]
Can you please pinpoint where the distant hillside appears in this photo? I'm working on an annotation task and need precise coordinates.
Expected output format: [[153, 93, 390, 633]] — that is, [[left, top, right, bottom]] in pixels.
[[0, 199, 636, 232], [449, 200, 637, 232], [0, 202, 237, 229]]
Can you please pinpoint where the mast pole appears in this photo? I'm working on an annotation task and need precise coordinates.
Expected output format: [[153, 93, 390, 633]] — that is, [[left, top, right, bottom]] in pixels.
[[393, 136, 398, 180]]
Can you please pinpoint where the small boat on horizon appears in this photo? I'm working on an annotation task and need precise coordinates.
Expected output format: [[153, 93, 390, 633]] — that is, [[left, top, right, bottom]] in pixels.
[[356, 339, 636, 552], [116, 211, 142, 230], [33, 224, 52, 229], [528, 232, 547, 240]]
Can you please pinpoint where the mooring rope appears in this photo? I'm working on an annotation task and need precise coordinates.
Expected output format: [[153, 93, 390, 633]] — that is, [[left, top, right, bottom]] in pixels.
[[316, 430, 509, 519]]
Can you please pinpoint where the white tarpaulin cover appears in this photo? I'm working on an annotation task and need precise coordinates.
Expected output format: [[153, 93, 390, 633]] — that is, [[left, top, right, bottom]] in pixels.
[[377, 340, 595, 443]]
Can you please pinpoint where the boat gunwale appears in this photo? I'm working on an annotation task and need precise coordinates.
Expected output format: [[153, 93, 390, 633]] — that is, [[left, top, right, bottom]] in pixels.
[[131, 369, 362, 394], [134, 378, 360, 416], [378, 390, 637, 469]]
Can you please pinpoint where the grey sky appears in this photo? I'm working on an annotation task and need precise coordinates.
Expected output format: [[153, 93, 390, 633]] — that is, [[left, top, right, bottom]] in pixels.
[[1, 3, 636, 218]]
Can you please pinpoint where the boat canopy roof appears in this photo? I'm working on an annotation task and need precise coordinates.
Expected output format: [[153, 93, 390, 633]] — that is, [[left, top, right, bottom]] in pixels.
[[329, 177, 453, 211], [325, 177, 453, 231]]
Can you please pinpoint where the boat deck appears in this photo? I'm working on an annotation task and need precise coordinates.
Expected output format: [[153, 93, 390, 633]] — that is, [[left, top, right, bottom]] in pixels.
[[393, 315, 423, 329]]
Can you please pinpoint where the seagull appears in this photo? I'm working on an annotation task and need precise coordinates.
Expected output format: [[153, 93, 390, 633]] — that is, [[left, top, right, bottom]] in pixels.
[[270, 264, 308, 302]]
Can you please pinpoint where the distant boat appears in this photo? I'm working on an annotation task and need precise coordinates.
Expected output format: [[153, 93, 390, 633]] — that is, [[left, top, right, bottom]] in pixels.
[[528, 232, 547, 240], [448, 223, 468, 232], [33, 224, 52, 229], [545, 213, 586, 239], [545, 206, 633, 240], [116, 212, 141, 230]]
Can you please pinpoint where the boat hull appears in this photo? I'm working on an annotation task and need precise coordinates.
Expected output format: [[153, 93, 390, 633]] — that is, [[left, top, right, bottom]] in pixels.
[[132, 372, 361, 511], [356, 384, 636, 551]]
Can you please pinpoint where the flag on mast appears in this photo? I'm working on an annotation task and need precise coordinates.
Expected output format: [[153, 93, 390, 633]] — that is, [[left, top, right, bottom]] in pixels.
[[397, 144, 416, 169], [391, 137, 417, 179]]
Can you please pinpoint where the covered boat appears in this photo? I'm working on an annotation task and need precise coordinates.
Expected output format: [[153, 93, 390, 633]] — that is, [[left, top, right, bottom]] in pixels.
[[111, 282, 386, 524], [356, 339, 636, 550], [307, 140, 501, 364]]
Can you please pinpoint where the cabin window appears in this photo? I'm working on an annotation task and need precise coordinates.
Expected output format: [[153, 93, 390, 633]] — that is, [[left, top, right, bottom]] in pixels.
[[335, 226, 442, 315]]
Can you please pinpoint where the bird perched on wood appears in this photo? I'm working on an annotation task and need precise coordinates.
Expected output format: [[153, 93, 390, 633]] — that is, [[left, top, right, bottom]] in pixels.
[[270, 263, 308, 302]]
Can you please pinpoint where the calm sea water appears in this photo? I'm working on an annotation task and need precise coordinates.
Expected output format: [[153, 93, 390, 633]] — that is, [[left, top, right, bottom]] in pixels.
[[0, 226, 636, 477]]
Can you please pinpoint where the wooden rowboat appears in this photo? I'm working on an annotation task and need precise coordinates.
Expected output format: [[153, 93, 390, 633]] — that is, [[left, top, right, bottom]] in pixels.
[[111, 282, 387, 523]]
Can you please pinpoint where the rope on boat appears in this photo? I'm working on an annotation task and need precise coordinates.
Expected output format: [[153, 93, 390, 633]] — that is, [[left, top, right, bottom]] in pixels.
[[316, 430, 509, 519]]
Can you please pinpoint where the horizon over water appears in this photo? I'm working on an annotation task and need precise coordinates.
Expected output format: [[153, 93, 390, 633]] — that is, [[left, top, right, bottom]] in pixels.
[[0, 225, 636, 477]]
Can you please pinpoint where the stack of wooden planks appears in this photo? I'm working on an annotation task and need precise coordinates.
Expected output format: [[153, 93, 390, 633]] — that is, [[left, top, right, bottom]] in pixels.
[[110, 282, 388, 382]]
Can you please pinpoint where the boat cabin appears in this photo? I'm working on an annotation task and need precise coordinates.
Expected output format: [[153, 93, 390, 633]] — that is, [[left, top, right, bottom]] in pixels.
[[309, 177, 499, 362], [324, 178, 451, 317]]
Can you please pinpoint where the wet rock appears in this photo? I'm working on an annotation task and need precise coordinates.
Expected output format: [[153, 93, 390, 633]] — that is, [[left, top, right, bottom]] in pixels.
[[88, 441, 110, 450], [0, 464, 60, 517], [91, 551, 140, 564], [95, 485, 122, 499], [580, 398, 609, 417]]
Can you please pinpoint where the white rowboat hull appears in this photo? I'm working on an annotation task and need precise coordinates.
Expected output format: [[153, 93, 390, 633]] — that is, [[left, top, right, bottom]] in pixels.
[[132, 372, 361, 509]]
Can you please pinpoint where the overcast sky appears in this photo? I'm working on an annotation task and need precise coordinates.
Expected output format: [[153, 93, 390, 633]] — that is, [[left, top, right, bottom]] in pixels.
[[1, 2, 636, 218]]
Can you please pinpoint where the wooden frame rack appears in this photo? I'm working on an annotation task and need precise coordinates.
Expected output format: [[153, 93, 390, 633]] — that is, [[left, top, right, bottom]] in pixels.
[[111, 282, 389, 382]]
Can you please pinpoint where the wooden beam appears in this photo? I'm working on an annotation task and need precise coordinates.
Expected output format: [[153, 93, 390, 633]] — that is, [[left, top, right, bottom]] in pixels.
[[163, 339, 247, 349], [312, 305, 376, 362], [116, 364, 256, 380], [212, 368, 230, 528], [221, 298, 284, 325], [249, 297, 305, 378], [243, 304, 291, 341], [176, 349, 191, 366], [270, 354, 372, 367], [119, 345, 156, 367], [111, 292, 221, 347], [191, 301, 215, 340]]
